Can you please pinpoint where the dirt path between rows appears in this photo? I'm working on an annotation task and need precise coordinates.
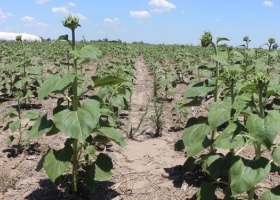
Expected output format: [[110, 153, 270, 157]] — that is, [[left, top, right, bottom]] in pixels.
[[92, 56, 188, 200]]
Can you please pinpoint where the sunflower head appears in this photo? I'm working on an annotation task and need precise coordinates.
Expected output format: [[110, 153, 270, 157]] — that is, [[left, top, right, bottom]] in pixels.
[[200, 31, 212, 47]]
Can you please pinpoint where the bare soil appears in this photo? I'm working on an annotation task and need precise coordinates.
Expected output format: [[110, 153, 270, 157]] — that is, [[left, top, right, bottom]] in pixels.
[[0, 56, 280, 200]]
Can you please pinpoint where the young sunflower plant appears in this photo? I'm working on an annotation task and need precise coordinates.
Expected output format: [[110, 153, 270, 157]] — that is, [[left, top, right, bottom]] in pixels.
[[26, 15, 127, 196]]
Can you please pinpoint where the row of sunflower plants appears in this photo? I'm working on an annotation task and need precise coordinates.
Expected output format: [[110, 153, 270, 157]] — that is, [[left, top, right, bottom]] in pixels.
[[175, 32, 280, 199], [14, 15, 135, 197], [0, 36, 46, 154]]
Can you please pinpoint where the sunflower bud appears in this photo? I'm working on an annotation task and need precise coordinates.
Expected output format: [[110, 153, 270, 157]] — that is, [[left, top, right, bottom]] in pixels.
[[253, 72, 269, 87], [200, 31, 212, 47], [268, 38, 275, 45], [243, 36, 250, 42], [16, 35, 22, 41], [62, 14, 81, 30], [225, 70, 239, 86]]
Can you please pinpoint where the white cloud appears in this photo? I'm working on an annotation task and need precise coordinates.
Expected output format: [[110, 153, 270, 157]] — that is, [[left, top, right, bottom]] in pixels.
[[103, 18, 125, 32], [104, 18, 119, 23], [130, 11, 151, 18], [22, 16, 48, 27], [0, 9, 13, 21], [36, 0, 51, 4], [37, 22, 48, 26], [68, 2, 75, 6], [215, 18, 221, 22], [52, 7, 69, 15], [149, 0, 176, 12], [263, 1, 273, 6], [52, 7, 87, 20], [22, 16, 35, 21], [181, 10, 185, 14]]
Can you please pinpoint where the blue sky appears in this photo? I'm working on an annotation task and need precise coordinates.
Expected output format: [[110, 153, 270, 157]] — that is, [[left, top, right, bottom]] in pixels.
[[0, 0, 278, 47]]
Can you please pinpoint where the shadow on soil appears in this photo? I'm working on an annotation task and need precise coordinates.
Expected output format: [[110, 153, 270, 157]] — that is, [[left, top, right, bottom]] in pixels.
[[25, 176, 120, 200], [163, 164, 224, 200]]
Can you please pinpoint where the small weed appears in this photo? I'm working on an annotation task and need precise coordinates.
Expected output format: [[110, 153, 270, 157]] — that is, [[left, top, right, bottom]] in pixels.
[[0, 169, 16, 194]]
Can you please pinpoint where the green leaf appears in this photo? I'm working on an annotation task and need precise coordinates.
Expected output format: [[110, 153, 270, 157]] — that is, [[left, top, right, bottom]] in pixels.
[[208, 102, 231, 130], [6, 135, 14, 145], [54, 109, 95, 142], [201, 154, 228, 179], [92, 76, 128, 88], [94, 153, 113, 181], [182, 157, 196, 173], [2, 108, 17, 119], [183, 123, 211, 157], [43, 145, 73, 182], [111, 95, 126, 109], [196, 182, 215, 200], [23, 110, 39, 120], [38, 74, 75, 100], [241, 84, 258, 94], [96, 127, 126, 147], [180, 97, 202, 107], [174, 139, 184, 151], [92, 135, 111, 144], [25, 114, 53, 143], [85, 145, 95, 159], [272, 146, 280, 164], [211, 55, 229, 66], [57, 34, 68, 41], [214, 122, 245, 150], [230, 156, 271, 195], [9, 119, 20, 132], [184, 86, 215, 98], [217, 37, 230, 44], [80, 99, 100, 128], [246, 111, 280, 149], [261, 185, 280, 200], [70, 45, 101, 59]]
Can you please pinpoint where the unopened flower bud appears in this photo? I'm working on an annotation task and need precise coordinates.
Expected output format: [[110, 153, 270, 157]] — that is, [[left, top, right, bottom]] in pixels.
[[200, 31, 212, 47], [16, 35, 22, 41], [268, 38, 275, 44], [62, 14, 81, 30], [243, 36, 250, 42]]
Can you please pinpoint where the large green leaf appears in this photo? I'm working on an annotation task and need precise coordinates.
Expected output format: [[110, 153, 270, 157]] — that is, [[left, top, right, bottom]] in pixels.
[[43, 145, 73, 182], [201, 154, 229, 179], [92, 76, 128, 88], [184, 86, 215, 98], [272, 146, 280, 164], [54, 109, 95, 142], [230, 156, 271, 195], [246, 111, 280, 149], [213, 122, 245, 150], [94, 153, 113, 181], [80, 99, 100, 128], [23, 110, 39, 120], [211, 55, 229, 66], [38, 74, 75, 100], [196, 182, 215, 200], [70, 45, 101, 59], [261, 185, 280, 200], [208, 102, 231, 130], [182, 123, 211, 157], [96, 127, 126, 147], [25, 114, 53, 143], [182, 157, 196, 172]]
